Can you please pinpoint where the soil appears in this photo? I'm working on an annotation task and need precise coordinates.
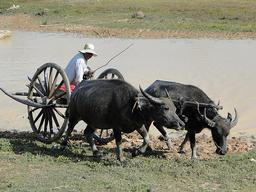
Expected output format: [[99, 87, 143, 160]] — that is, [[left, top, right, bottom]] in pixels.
[[69, 130, 256, 160], [1, 130, 255, 160], [103, 132, 256, 160]]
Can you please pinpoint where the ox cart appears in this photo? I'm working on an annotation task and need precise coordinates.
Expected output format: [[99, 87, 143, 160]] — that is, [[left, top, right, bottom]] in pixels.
[[0, 63, 123, 144]]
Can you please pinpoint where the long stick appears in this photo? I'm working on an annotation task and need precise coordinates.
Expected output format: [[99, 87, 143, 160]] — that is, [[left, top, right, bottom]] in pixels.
[[93, 43, 133, 72]]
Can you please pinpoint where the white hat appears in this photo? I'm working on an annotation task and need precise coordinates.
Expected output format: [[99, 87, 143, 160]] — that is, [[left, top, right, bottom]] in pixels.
[[79, 43, 98, 56]]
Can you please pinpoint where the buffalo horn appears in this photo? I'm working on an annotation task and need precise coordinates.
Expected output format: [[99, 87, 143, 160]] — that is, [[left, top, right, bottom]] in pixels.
[[230, 108, 238, 128], [216, 100, 223, 110], [139, 86, 163, 105]]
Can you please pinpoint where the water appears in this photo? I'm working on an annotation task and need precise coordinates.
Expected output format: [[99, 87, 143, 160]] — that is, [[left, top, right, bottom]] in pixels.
[[0, 31, 255, 136]]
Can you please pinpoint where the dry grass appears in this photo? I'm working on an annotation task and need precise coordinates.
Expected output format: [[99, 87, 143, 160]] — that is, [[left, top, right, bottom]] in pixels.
[[1, 0, 256, 39]]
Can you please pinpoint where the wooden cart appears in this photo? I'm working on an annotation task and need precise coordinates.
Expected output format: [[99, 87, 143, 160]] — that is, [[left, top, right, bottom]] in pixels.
[[0, 63, 123, 144]]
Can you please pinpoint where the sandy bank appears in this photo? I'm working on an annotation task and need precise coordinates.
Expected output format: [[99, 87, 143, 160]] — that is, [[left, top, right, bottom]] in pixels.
[[1, 14, 256, 39]]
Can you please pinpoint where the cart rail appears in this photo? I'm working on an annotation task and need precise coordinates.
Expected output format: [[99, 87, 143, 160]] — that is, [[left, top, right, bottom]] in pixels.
[[0, 87, 54, 108]]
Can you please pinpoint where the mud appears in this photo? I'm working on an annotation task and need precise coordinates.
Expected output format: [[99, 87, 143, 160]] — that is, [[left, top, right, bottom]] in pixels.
[[1, 130, 255, 160], [105, 132, 256, 160]]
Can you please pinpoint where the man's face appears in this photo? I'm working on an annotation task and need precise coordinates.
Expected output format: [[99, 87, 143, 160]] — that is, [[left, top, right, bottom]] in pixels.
[[85, 53, 93, 60]]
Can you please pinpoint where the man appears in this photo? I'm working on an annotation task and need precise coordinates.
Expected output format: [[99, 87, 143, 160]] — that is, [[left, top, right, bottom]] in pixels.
[[64, 43, 98, 91]]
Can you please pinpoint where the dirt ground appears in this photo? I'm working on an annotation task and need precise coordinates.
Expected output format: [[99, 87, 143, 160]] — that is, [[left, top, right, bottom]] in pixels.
[[1, 14, 256, 39], [104, 132, 256, 160], [1, 130, 255, 160], [67, 130, 256, 160]]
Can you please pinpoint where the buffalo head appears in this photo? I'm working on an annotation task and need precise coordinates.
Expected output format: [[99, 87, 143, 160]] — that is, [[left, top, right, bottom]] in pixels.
[[200, 108, 238, 155], [136, 87, 185, 129]]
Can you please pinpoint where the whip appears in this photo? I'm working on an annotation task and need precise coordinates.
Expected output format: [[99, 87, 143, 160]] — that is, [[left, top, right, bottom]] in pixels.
[[93, 43, 133, 73]]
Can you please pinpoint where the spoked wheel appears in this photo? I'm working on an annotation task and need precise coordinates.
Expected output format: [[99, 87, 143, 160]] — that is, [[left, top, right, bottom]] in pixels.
[[27, 63, 70, 144], [97, 68, 124, 80], [93, 68, 124, 144]]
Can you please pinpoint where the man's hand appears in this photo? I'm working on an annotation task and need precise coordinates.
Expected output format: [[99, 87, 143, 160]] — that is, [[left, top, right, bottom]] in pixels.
[[88, 69, 95, 77], [83, 69, 95, 80]]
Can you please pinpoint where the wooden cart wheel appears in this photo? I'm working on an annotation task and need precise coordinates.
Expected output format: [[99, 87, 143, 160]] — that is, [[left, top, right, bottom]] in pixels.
[[97, 68, 124, 80], [93, 68, 124, 144], [27, 63, 70, 144]]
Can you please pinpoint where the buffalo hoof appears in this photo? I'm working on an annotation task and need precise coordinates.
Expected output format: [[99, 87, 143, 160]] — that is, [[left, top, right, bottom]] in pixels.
[[165, 140, 172, 150], [158, 135, 166, 141], [158, 136, 171, 149], [52, 144, 60, 149], [145, 145, 153, 153], [132, 150, 140, 157], [52, 144, 66, 151], [191, 156, 198, 160], [117, 156, 126, 162], [132, 146, 152, 157], [93, 150, 103, 158], [178, 149, 186, 154], [216, 149, 227, 155], [132, 148, 143, 157]]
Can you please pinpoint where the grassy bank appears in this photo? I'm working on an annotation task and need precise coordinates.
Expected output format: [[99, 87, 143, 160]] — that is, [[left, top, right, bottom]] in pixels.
[[0, 132, 255, 192], [1, 0, 256, 38]]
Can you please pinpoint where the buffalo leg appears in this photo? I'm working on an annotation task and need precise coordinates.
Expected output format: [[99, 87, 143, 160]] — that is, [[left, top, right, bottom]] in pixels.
[[144, 122, 152, 132], [188, 132, 197, 159], [136, 125, 151, 154], [113, 129, 124, 161], [84, 125, 99, 157], [178, 132, 189, 154], [61, 118, 79, 147], [153, 122, 171, 149]]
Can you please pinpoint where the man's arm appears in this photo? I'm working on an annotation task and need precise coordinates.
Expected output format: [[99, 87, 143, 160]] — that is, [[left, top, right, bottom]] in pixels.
[[74, 59, 89, 85]]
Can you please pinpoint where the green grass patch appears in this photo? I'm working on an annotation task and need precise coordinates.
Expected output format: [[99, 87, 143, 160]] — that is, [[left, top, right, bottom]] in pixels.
[[0, 131, 255, 191], [1, 0, 256, 33]]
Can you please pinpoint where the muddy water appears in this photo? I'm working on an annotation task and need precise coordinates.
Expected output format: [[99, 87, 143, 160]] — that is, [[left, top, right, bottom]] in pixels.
[[0, 31, 255, 137]]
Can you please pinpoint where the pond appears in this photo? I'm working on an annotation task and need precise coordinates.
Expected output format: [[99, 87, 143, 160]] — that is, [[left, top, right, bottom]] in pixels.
[[0, 31, 255, 137]]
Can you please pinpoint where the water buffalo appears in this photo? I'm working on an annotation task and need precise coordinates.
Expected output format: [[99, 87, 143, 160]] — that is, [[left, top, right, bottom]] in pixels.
[[61, 79, 184, 161], [145, 80, 238, 159]]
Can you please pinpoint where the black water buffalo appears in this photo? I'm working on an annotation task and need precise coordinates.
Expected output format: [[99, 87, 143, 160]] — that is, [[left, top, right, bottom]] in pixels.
[[61, 79, 184, 161], [145, 80, 238, 159]]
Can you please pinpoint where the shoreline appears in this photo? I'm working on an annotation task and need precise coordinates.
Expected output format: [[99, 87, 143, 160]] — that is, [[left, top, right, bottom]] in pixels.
[[1, 15, 256, 40]]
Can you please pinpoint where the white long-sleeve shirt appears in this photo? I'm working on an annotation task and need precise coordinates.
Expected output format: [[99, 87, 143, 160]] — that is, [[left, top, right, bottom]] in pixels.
[[65, 52, 89, 85]]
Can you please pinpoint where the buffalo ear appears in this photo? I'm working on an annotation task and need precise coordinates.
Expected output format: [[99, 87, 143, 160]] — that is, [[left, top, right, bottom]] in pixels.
[[227, 113, 232, 122], [134, 94, 148, 111]]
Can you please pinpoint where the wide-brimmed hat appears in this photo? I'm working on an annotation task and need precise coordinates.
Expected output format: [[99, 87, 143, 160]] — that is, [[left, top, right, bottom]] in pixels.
[[79, 43, 98, 56]]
